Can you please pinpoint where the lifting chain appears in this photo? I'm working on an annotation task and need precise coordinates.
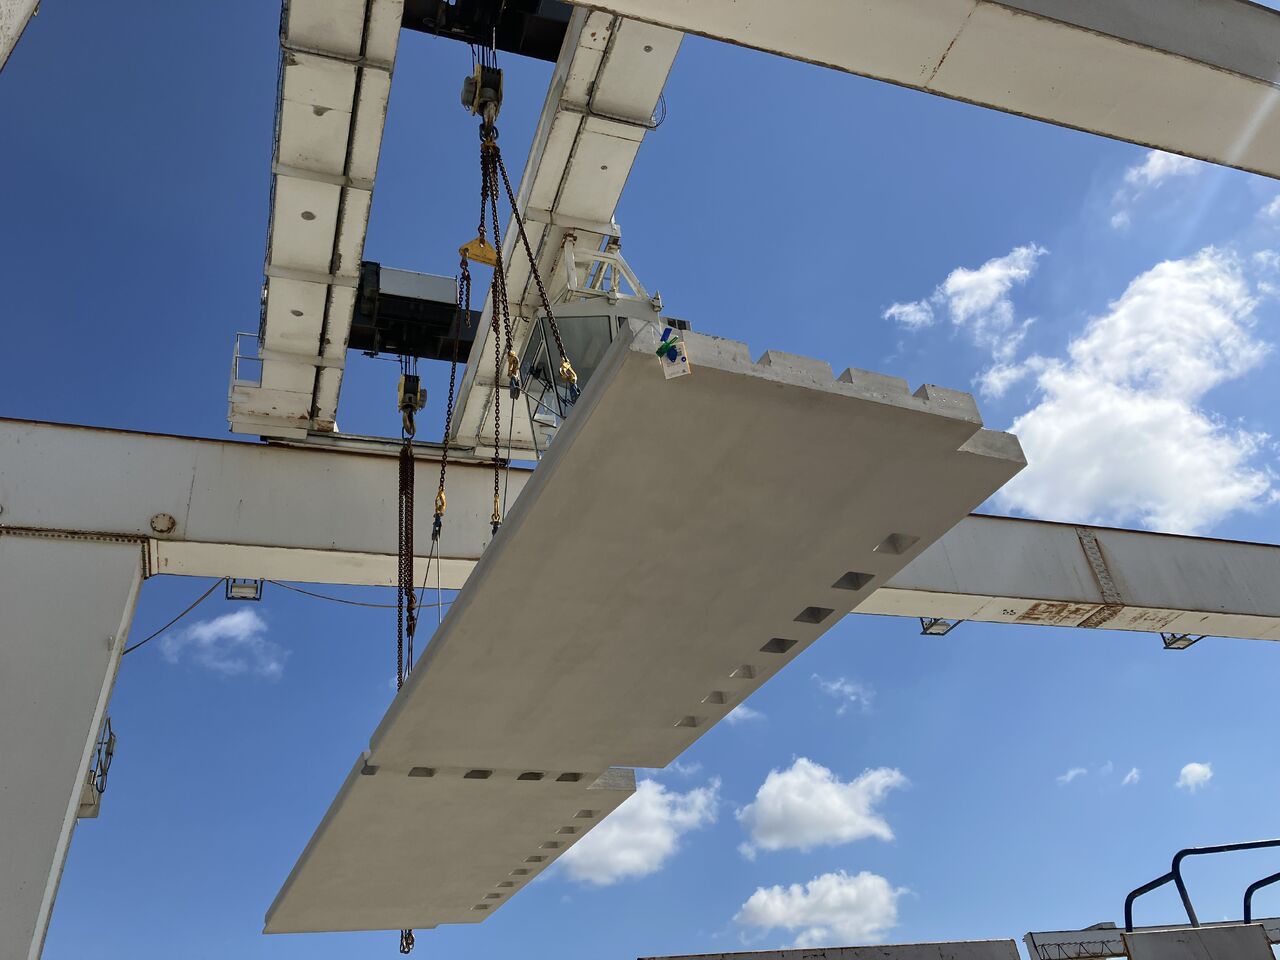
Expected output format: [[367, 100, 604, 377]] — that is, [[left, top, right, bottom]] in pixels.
[[396, 363, 418, 956], [397, 363, 418, 692], [433, 249, 470, 543], [462, 108, 579, 535]]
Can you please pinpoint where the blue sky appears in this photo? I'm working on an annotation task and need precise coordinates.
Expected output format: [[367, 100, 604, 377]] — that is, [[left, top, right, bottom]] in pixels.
[[6, 2, 1280, 958]]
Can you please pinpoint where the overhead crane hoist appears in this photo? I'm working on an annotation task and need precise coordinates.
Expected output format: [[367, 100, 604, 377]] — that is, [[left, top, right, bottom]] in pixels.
[[13, 2, 1280, 960]]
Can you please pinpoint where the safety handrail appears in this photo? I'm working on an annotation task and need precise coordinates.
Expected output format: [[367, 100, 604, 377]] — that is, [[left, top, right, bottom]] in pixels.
[[1244, 870, 1280, 924], [1124, 839, 1280, 931]]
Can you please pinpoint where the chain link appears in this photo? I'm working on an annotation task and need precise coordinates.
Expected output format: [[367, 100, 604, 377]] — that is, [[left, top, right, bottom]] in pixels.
[[492, 146, 575, 388], [481, 140, 517, 533]]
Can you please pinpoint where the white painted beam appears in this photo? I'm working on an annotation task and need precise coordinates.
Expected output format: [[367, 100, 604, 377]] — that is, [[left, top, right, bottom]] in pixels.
[[0, 418, 529, 590], [1, 537, 143, 960], [568, 0, 1280, 180], [230, 0, 404, 438], [9, 420, 1280, 643], [870, 514, 1280, 642]]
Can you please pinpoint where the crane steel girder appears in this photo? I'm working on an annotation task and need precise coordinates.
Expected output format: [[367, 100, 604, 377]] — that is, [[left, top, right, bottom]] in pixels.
[[231, 0, 405, 438], [9, 418, 1280, 643], [567, 0, 1280, 180]]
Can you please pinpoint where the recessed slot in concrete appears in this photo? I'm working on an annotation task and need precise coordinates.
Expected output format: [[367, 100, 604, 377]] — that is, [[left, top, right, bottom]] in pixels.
[[833, 571, 874, 591], [464, 769, 493, 779], [484, 893, 502, 899], [360, 763, 379, 776], [794, 606, 835, 624], [730, 664, 757, 680], [517, 771, 544, 781], [557, 826, 576, 835], [556, 772, 582, 782], [511, 869, 531, 876], [761, 638, 797, 654], [702, 691, 727, 704], [575, 809, 595, 819], [407, 767, 435, 778], [472, 904, 490, 911], [497, 881, 516, 888], [540, 841, 561, 850], [524, 856, 546, 863], [674, 715, 701, 728], [875, 533, 919, 556]]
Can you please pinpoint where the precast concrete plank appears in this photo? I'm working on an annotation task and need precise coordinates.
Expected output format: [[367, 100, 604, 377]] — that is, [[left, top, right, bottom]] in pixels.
[[1124, 924, 1273, 959], [641, 941, 1020, 960], [265, 758, 634, 933], [371, 320, 1025, 772]]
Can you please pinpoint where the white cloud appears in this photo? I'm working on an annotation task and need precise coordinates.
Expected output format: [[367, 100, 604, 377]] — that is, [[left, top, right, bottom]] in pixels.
[[1098, 761, 1114, 777], [883, 300, 934, 330], [159, 608, 286, 679], [559, 778, 718, 885], [734, 871, 906, 946], [997, 248, 1273, 534], [1123, 768, 1141, 786], [1124, 151, 1200, 189], [1176, 762, 1213, 793], [813, 674, 873, 715], [1261, 196, 1280, 221], [726, 703, 765, 725], [736, 758, 906, 859], [666, 760, 702, 777], [1057, 767, 1087, 785], [883, 243, 1047, 397], [1111, 151, 1201, 229]]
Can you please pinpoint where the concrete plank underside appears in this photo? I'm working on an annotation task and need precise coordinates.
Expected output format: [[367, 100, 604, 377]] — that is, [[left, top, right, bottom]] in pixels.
[[271, 321, 1023, 932], [1124, 924, 1273, 959], [371, 323, 1024, 772], [265, 761, 633, 933]]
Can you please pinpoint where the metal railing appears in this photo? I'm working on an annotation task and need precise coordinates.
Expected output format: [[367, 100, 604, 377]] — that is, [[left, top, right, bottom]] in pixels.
[[1124, 838, 1280, 931], [230, 331, 264, 389]]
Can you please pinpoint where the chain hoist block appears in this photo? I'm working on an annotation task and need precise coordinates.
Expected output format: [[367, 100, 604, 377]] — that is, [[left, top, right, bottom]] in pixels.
[[397, 374, 427, 414], [461, 64, 503, 129]]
